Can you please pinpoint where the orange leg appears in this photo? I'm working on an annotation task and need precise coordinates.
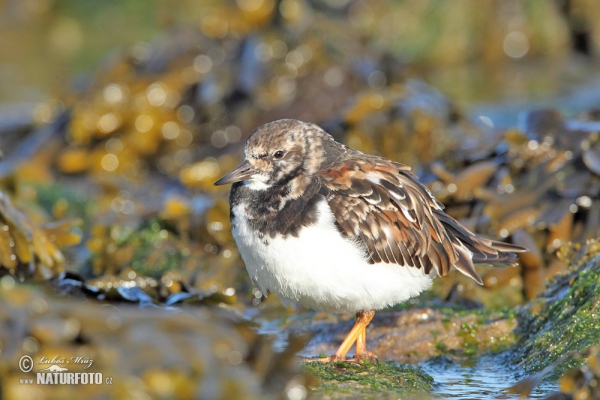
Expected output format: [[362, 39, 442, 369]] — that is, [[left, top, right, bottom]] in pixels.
[[308, 310, 377, 363], [356, 326, 367, 356], [353, 311, 378, 363]]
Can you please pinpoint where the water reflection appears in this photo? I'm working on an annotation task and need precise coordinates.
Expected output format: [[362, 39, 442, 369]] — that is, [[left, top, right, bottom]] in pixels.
[[424, 356, 556, 400]]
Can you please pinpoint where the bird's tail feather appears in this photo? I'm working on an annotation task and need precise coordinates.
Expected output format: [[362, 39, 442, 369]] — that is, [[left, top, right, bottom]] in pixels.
[[434, 210, 527, 285]]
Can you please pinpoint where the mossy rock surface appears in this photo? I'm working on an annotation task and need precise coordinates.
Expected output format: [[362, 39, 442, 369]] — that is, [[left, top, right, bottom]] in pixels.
[[303, 360, 435, 399], [513, 241, 600, 377]]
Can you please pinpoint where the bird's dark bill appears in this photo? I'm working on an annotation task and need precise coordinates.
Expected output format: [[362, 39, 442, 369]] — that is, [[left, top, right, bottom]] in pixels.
[[214, 160, 255, 186]]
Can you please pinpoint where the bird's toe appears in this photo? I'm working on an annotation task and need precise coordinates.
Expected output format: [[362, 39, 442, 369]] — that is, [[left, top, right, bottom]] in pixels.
[[352, 351, 379, 364]]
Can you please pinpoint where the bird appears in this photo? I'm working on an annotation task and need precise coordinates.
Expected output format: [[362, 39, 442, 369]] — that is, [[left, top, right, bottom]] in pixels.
[[214, 119, 526, 363]]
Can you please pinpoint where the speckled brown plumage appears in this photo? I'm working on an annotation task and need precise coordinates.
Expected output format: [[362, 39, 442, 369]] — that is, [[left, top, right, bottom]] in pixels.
[[220, 119, 523, 283], [319, 156, 523, 284]]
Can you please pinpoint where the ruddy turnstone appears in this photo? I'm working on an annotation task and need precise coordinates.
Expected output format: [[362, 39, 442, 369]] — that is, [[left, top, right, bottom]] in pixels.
[[215, 119, 526, 362]]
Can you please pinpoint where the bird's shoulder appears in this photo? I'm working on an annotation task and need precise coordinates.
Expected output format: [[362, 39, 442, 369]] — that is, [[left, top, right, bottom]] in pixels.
[[317, 152, 439, 221]]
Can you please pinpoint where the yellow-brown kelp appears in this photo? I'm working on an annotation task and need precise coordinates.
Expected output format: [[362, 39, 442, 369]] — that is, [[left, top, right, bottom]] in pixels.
[[0, 191, 80, 281], [429, 110, 600, 300]]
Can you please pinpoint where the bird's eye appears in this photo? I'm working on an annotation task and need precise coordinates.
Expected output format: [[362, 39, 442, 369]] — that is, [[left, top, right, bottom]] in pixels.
[[273, 150, 285, 159]]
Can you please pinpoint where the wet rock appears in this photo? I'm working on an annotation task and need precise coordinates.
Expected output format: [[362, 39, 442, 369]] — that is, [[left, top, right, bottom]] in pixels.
[[303, 361, 434, 400], [303, 307, 516, 363], [551, 346, 600, 400], [513, 239, 600, 378], [508, 339, 600, 399]]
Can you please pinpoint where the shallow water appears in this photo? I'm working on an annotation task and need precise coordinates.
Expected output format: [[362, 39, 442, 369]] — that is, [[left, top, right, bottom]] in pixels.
[[423, 356, 556, 399], [252, 308, 557, 398]]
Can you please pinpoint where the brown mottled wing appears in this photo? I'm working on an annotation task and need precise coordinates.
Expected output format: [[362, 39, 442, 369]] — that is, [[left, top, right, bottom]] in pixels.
[[319, 157, 524, 284]]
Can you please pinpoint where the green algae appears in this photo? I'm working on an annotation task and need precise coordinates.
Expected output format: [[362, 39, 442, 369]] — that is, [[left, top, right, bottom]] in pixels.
[[34, 183, 94, 225], [514, 244, 600, 378], [399, 296, 518, 357], [457, 322, 480, 357], [303, 361, 435, 399], [86, 217, 188, 279], [114, 219, 187, 279]]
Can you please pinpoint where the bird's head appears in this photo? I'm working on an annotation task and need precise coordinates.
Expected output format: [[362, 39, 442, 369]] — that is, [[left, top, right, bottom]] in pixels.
[[214, 119, 331, 190]]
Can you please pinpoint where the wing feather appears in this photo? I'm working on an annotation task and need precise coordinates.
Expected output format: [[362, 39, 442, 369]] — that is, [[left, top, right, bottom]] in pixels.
[[319, 156, 525, 284]]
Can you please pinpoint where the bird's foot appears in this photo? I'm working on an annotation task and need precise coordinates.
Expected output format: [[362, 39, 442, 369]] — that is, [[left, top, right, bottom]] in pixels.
[[302, 354, 346, 363], [347, 351, 379, 364], [302, 351, 378, 364]]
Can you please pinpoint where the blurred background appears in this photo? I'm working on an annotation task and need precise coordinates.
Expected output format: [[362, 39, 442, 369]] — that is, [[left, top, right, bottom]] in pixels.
[[1, 0, 600, 398], [3, 0, 600, 106], [0, 0, 597, 302]]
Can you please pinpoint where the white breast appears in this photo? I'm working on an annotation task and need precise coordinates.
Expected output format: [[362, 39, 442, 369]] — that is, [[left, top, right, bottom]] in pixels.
[[232, 200, 434, 314]]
